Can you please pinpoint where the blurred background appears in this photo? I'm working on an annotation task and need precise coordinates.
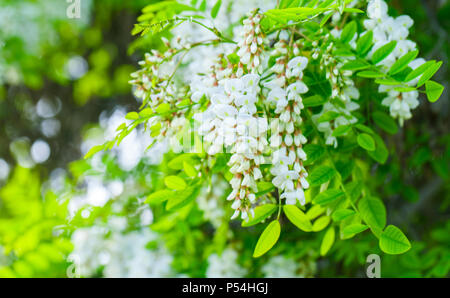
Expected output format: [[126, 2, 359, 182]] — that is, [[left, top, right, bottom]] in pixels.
[[0, 0, 448, 278]]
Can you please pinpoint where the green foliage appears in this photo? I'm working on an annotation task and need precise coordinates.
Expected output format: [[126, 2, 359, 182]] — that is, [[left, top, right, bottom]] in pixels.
[[0, 167, 71, 277]]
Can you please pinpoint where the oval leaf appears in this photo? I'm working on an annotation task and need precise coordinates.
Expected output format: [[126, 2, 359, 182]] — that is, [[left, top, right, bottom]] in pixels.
[[389, 50, 418, 75], [183, 161, 198, 178], [312, 215, 331, 232], [372, 41, 397, 65], [283, 205, 313, 232], [253, 220, 281, 258], [358, 196, 386, 231], [332, 209, 356, 221], [379, 225, 411, 255], [342, 223, 369, 237], [145, 189, 175, 205], [164, 175, 187, 190], [357, 133, 376, 151], [320, 227, 335, 256], [308, 166, 336, 187], [313, 189, 345, 205], [372, 111, 398, 134]]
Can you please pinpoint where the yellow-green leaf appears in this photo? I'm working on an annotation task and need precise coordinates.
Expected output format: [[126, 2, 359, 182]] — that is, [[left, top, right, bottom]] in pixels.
[[283, 205, 313, 232], [312, 215, 331, 232], [164, 176, 186, 190], [357, 133, 375, 151], [379, 225, 411, 254], [313, 189, 345, 206], [320, 227, 335, 256], [183, 161, 197, 178], [145, 189, 174, 205], [253, 220, 281, 258]]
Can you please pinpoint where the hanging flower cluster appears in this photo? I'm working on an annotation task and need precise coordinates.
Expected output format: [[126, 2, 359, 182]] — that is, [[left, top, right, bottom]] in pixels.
[[363, 0, 424, 126], [192, 11, 269, 220], [266, 36, 310, 205]]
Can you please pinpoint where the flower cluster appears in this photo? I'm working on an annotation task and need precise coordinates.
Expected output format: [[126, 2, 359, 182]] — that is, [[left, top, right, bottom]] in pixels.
[[313, 31, 360, 147], [266, 37, 310, 205], [193, 61, 268, 220], [237, 10, 266, 73], [364, 0, 425, 125]]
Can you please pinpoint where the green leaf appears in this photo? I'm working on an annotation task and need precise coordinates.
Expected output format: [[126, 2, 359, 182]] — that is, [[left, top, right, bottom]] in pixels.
[[318, 111, 340, 123], [312, 216, 331, 232], [139, 108, 153, 118], [227, 53, 240, 64], [116, 123, 127, 131], [425, 80, 444, 103], [367, 133, 388, 164], [320, 227, 335, 256], [145, 189, 174, 205], [84, 144, 104, 159], [358, 197, 386, 231], [356, 31, 373, 57], [372, 41, 397, 64], [125, 112, 139, 120], [210, 0, 221, 18], [357, 133, 375, 151], [332, 125, 351, 137], [379, 225, 411, 254], [155, 103, 171, 114], [357, 70, 385, 78], [332, 209, 356, 221], [164, 175, 187, 190], [342, 224, 369, 237], [417, 61, 442, 87], [283, 205, 313, 232], [306, 204, 325, 220], [183, 161, 198, 178], [335, 159, 354, 180], [313, 189, 345, 205], [374, 78, 401, 85], [199, 0, 207, 11], [345, 181, 363, 203], [308, 166, 336, 186], [303, 95, 327, 107], [372, 111, 398, 134], [343, 7, 364, 13], [404, 60, 435, 82], [341, 59, 370, 71], [303, 144, 325, 165], [394, 86, 416, 92], [166, 187, 198, 211], [340, 21, 357, 44], [253, 220, 281, 258], [389, 50, 418, 75], [320, 12, 333, 27], [242, 204, 277, 227]]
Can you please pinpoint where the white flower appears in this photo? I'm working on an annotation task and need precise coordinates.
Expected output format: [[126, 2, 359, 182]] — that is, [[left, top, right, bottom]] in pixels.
[[280, 187, 305, 205], [287, 56, 308, 78], [272, 170, 299, 191], [367, 0, 388, 20]]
